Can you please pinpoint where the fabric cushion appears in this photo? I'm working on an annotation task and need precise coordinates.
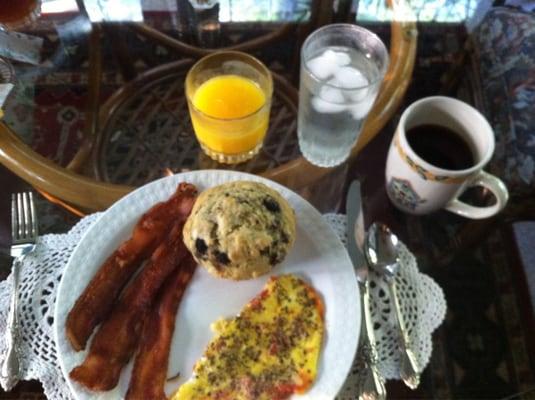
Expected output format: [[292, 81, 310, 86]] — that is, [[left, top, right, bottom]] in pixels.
[[472, 7, 535, 198]]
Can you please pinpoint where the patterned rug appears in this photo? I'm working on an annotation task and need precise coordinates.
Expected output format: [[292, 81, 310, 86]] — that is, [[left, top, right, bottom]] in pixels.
[[421, 227, 535, 399]]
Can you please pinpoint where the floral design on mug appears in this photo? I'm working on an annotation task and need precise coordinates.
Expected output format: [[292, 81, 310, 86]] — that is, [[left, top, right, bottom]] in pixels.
[[387, 177, 426, 211], [404, 156, 430, 181], [394, 135, 464, 184]]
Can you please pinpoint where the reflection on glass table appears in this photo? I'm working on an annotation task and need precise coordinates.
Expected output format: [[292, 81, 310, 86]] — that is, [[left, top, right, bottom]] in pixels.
[[0, 0, 417, 214]]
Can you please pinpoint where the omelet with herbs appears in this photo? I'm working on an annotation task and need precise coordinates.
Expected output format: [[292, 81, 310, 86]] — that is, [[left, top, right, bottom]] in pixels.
[[173, 274, 324, 400]]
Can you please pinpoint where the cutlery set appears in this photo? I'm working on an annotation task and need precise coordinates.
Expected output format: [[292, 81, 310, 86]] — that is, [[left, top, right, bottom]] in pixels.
[[347, 181, 421, 400]]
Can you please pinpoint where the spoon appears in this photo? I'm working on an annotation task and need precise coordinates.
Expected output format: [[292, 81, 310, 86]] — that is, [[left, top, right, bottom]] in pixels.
[[364, 222, 420, 389]]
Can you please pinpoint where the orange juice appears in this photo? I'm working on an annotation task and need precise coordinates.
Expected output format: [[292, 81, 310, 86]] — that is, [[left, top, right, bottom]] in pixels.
[[190, 74, 269, 155]]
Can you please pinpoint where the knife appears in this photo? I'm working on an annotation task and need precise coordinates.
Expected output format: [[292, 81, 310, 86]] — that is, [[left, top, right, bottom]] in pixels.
[[347, 181, 366, 280], [346, 180, 386, 400]]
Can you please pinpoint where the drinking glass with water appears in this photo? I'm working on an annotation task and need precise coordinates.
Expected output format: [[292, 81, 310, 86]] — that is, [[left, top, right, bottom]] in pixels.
[[298, 24, 389, 167]]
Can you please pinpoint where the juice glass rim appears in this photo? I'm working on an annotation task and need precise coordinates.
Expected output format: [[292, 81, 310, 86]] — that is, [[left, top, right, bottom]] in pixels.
[[301, 23, 389, 91], [185, 50, 273, 122]]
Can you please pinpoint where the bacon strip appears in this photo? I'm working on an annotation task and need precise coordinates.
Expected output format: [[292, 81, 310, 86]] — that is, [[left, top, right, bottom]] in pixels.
[[126, 255, 196, 400], [69, 218, 191, 391], [66, 183, 197, 351]]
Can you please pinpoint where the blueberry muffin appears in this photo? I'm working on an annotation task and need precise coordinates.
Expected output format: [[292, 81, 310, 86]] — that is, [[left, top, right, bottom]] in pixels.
[[183, 181, 296, 280]]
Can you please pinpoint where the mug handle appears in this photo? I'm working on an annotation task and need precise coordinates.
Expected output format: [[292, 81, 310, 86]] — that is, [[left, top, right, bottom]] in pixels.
[[445, 171, 509, 219]]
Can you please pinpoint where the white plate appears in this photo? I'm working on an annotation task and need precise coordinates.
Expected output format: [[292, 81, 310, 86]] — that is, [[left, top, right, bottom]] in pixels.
[[54, 170, 360, 400]]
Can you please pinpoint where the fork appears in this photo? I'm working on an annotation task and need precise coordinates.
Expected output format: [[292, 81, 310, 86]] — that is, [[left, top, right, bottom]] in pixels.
[[1, 192, 38, 389]]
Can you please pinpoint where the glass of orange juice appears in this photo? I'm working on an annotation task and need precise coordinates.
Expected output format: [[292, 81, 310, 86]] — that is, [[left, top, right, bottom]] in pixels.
[[185, 51, 273, 164]]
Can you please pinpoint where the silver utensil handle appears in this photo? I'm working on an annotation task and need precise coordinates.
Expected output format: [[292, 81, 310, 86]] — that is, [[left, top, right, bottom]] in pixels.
[[359, 282, 386, 400], [388, 281, 420, 389], [1, 258, 21, 389]]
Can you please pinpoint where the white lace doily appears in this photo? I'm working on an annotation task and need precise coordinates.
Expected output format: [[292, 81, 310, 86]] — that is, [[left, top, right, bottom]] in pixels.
[[325, 214, 446, 400], [0, 213, 100, 399], [0, 212, 446, 399]]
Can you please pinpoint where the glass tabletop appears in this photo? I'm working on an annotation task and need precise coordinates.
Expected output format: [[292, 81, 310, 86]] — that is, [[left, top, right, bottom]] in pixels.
[[0, 0, 310, 160], [0, 0, 534, 399], [2, 0, 384, 214]]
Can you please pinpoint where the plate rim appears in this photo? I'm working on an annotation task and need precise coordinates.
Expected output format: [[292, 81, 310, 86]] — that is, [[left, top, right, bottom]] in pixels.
[[54, 169, 360, 399]]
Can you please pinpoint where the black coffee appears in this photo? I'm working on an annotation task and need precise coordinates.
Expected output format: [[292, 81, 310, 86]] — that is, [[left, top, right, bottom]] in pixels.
[[406, 124, 475, 170]]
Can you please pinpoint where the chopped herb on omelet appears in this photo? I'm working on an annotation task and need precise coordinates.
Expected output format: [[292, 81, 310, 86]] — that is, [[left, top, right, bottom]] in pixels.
[[173, 274, 324, 400]]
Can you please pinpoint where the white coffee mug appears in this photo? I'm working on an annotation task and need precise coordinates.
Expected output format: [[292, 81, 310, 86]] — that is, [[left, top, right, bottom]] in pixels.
[[385, 96, 509, 219]]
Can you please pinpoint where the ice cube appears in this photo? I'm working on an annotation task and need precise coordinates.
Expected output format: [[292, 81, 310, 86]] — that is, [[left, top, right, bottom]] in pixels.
[[333, 67, 368, 102], [334, 66, 369, 88], [311, 97, 346, 113], [349, 96, 375, 120], [306, 55, 335, 80], [319, 84, 345, 103], [325, 49, 351, 67], [336, 85, 368, 102], [311, 82, 348, 113], [345, 88, 369, 102], [328, 67, 370, 102], [323, 76, 364, 101], [306, 49, 351, 80]]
